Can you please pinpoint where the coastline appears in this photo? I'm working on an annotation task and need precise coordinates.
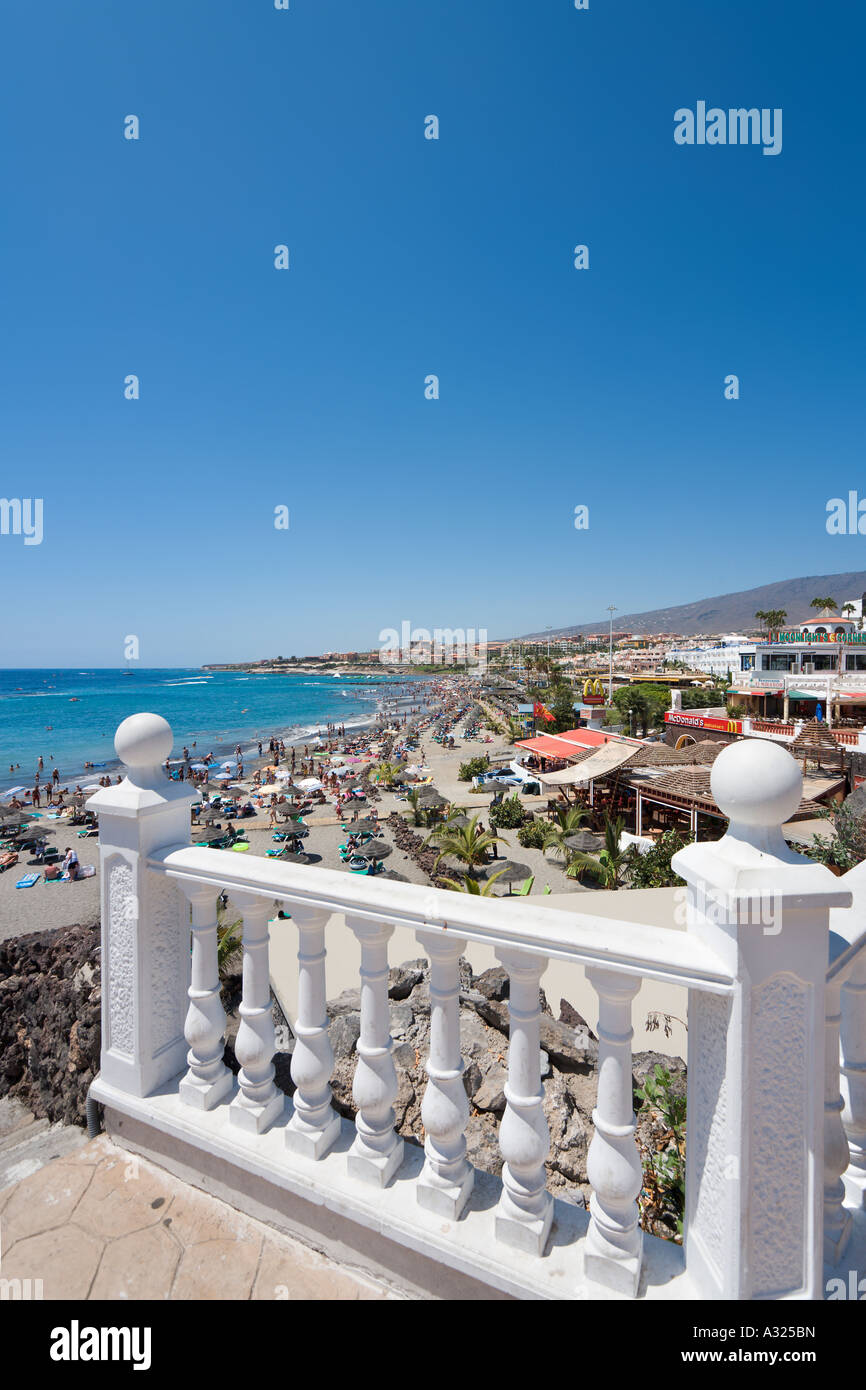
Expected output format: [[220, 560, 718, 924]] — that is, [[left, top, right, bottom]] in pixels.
[[0, 670, 430, 794]]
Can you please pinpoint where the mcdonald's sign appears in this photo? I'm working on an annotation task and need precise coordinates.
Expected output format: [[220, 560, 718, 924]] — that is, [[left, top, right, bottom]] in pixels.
[[582, 677, 606, 705]]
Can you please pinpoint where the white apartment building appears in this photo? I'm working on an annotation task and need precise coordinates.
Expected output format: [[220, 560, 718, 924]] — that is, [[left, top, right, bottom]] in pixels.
[[665, 636, 757, 679]]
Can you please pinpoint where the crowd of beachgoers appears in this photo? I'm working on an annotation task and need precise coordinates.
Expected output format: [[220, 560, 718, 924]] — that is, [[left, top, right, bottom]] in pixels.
[[0, 676, 501, 901]]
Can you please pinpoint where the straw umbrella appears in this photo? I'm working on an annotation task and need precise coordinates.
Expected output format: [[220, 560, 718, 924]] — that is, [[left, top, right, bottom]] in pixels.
[[482, 860, 531, 895], [356, 840, 392, 860]]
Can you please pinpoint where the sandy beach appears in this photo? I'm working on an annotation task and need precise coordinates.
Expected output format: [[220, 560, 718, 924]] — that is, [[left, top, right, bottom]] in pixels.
[[0, 683, 688, 1053]]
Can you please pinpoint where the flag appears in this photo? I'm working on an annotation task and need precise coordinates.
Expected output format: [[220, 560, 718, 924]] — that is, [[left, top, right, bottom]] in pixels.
[[534, 701, 555, 723]]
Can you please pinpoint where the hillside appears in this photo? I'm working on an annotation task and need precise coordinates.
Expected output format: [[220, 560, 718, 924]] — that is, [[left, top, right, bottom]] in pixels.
[[520, 571, 866, 640]]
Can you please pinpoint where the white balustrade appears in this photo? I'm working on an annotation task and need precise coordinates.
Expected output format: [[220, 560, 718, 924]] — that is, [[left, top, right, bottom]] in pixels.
[[178, 885, 233, 1110], [284, 905, 340, 1160], [824, 974, 852, 1263], [346, 917, 403, 1185], [88, 713, 864, 1301], [494, 949, 552, 1255], [415, 930, 473, 1219], [584, 969, 643, 1295], [230, 895, 284, 1133], [841, 950, 866, 1207]]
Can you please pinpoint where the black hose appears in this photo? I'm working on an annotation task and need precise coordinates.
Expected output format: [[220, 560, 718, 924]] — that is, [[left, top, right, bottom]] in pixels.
[[85, 1091, 103, 1139]]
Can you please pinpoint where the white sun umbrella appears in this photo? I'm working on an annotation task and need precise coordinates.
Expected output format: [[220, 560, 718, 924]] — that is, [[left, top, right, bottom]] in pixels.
[[1, 786, 30, 800], [297, 777, 322, 791], [275, 769, 292, 780]]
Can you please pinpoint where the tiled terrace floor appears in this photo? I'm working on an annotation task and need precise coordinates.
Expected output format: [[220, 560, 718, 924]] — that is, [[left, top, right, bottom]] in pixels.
[[0, 1134, 401, 1300]]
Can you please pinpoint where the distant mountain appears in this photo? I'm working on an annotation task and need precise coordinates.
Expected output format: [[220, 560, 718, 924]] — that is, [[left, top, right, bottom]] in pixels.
[[519, 571, 866, 641]]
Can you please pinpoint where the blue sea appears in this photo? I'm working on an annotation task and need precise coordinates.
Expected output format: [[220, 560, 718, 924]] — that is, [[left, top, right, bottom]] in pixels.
[[0, 669, 423, 791]]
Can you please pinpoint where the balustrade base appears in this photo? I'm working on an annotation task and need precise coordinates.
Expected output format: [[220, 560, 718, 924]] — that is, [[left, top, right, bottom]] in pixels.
[[229, 1091, 285, 1135], [844, 1167, 866, 1211], [824, 1211, 853, 1267], [86, 1073, 712, 1301], [584, 1235, 643, 1297], [285, 1110, 341, 1162], [179, 1070, 234, 1112], [416, 1165, 474, 1221], [495, 1195, 553, 1257], [347, 1137, 404, 1188]]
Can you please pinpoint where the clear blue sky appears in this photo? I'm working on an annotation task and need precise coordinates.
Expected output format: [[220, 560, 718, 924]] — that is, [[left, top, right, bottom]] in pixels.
[[1, 0, 864, 666]]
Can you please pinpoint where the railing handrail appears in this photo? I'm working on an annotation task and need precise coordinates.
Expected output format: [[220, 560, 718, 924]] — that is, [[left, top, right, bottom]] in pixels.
[[152, 844, 735, 992]]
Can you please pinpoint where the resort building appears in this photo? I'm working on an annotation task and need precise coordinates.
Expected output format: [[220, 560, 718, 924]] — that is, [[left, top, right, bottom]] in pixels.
[[665, 635, 757, 680], [727, 607, 866, 725]]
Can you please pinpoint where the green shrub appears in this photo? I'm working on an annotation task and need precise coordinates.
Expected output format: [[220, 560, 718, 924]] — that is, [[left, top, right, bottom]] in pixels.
[[625, 830, 690, 888], [517, 820, 546, 849], [489, 794, 526, 829], [458, 755, 490, 782]]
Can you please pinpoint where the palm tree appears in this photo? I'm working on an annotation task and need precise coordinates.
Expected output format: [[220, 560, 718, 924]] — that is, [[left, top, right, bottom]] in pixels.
[[427, 815, 503, 877], [842, 602, 856, 619], [565, 814, 628, 890], [811, 596, 838, 613], [755, 609, 786, 638], [542, 805, 591, 862], [216, 899, 244, 978], [438, 868, 510, 895], [369, 760, 403, 787], [405, 788, 426, 826], [505, 715, 525, 744]]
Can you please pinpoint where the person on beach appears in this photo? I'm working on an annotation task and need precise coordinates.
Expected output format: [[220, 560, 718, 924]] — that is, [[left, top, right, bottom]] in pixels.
[[32, 784, 41, 806], [52, 767, 59, 785], [63, 846, 79, 880]]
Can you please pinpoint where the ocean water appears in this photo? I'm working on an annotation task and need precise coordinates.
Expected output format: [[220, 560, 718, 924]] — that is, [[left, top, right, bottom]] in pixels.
[[0, 668, 422, 790]]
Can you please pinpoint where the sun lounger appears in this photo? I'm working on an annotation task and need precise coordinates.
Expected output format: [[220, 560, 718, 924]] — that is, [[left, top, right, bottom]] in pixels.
[[16, 873, 41, 889]]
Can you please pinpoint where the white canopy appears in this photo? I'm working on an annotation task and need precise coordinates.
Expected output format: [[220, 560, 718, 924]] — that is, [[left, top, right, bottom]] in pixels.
[[534, 744, 635, 786]]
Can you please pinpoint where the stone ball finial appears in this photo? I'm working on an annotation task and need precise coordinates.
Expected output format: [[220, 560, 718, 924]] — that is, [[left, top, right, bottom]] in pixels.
[[711, 737, 802, 830], [114, 712, 173, 770]]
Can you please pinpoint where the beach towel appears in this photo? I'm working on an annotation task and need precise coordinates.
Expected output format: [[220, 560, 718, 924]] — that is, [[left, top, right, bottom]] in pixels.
[[16, 873, 41, 889]]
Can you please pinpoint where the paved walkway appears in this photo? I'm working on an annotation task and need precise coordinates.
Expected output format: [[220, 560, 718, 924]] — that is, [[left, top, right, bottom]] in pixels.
[[0, 1134, 401, 1300]]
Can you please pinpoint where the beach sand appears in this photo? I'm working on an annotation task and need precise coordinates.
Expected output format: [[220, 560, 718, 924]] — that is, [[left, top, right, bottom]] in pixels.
[[0, 698, 687, 1053]]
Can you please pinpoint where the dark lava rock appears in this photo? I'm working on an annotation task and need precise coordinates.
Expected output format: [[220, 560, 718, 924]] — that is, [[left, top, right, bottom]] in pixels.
[[0, 922, 101, 1127]]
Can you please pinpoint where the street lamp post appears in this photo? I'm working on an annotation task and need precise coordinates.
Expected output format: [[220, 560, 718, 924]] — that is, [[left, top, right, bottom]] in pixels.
[[607, 605, 617, 705]]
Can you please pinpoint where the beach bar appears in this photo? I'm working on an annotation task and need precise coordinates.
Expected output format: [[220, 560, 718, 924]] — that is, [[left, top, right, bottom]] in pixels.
[[86, 713, 866, 1300]]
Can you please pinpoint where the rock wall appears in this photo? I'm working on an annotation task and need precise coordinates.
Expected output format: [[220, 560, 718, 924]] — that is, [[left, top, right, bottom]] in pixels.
[[0, 922, 101, 1126]]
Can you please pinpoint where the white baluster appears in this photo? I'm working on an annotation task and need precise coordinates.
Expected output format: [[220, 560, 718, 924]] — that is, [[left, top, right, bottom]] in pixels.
[[229, 895, 284, 1134], [346, 917, 403, 1185], [178, 886, 233, 1110], [416, 930, 473, 1219], [284, 905, 340, 1160], [841, 952, 866, 1209], [494, 949, 552, 1255], [825, 975, 852, 1262], [584, 968, 643, 1295]]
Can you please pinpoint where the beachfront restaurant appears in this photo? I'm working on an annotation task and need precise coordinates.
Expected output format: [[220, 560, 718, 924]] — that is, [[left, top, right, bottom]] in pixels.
[[515, 729, 846, 842], [729, 610, 866, 726]]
